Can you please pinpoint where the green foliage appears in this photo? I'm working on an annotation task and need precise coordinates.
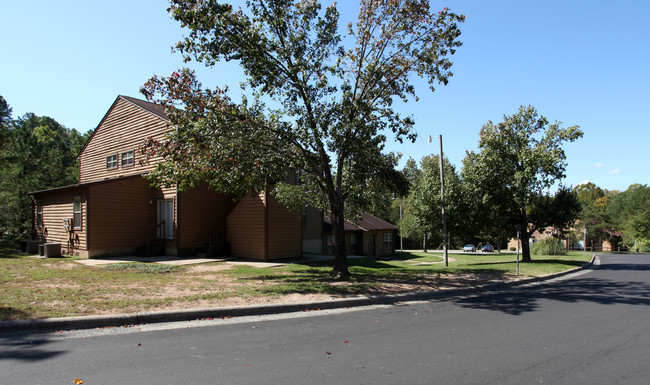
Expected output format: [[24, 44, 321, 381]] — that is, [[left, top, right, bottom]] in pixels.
[[401, 154, 469, 247], [0, 95, 11, 150], [0, 229, 25, 249], [528, 185, 581, 238], [607, 184, 650, 243], [638, 242, 650, 253], [461, 105, 583, 261], [531, 237, 567, 256], [0, 98, 92, 246], [573, 182, 618, 242], [143, 0, 466, 276]]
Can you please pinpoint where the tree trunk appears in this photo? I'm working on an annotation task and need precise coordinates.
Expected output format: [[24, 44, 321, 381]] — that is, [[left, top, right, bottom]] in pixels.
[[519, 209, 532, 262], [423, 232, 428, 252], [330, 203, 350, 279]]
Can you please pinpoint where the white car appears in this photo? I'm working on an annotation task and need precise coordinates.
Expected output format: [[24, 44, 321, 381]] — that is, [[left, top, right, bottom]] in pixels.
[[463, 244, 476, 252]]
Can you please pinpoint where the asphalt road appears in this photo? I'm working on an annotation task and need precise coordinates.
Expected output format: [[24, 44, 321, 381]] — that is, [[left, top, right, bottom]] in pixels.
[[2, 253, 649, 385]]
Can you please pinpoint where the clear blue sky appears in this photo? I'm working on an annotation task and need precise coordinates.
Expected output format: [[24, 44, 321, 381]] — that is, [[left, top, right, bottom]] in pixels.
[[2, 0, 648, 192]]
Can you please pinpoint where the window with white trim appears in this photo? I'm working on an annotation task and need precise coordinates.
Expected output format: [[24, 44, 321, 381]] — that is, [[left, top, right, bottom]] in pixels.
[[73, 196, 82, 230], [36, 202, 43, 228], [383, 232, 393, 249], [106, 154, 118, 169], [121, 150, 134, 167]]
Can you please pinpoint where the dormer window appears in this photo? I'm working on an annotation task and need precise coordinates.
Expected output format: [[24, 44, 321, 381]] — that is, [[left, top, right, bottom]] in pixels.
[[121, 150, 134, 167], [106, 154, 118, 170]]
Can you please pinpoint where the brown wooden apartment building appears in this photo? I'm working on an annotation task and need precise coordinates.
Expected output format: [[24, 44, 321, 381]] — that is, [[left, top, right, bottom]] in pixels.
[[29, 96, 397, 260]]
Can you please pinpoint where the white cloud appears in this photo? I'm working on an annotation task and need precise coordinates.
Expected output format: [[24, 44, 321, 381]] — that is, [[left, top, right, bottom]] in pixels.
[[609, 169, 620, 175], [595, 162, 604, 169]]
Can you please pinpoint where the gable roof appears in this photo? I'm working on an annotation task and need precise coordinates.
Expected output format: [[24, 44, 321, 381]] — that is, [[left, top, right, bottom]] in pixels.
[[324, 211, 398, 232], [76, 95, 170, 160], [119, 95, 169, 121]]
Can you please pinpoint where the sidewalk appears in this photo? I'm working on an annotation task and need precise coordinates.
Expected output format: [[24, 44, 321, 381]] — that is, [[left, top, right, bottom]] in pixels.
[[0, 255, 597, 334], [72, 253, 364, 268]]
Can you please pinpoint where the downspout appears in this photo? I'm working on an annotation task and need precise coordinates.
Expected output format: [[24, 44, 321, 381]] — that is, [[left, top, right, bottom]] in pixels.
[[264, 186, 269, 260], [175, 192, 181, 255], [85, 186, 90, 256]]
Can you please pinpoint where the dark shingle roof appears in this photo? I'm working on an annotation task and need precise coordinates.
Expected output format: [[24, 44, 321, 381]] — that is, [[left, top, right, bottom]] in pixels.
[[324, 212, 398, 232], [120, 95, 169, 121]]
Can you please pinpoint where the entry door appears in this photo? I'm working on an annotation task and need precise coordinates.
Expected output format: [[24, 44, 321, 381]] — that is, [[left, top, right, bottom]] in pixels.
[[368, 234, 376, 257], [157, 199, 174, 239]]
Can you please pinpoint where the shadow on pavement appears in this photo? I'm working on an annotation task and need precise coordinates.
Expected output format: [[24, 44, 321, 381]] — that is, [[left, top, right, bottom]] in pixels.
[[454, 275, 650, 316], [0, 337, 66, 362]]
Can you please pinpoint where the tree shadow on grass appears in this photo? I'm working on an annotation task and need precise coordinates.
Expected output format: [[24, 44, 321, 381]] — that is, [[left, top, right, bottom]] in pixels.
[[468, 259, 588, 268], [237, 265, 512, 297], [0, 248, 22, 258], [1, 307, 32, 322]]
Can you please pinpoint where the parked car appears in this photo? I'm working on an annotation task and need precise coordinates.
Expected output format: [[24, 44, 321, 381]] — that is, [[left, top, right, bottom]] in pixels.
[[463, 244, 476, 252], [481, 244, 494, 252]]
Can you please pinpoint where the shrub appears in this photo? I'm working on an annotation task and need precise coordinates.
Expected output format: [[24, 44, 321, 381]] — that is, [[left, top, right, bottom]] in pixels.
[[0, 229, 27, 250], [509, 247, 516, 251], [639, 242, 650, 253], [531, 237, 566, 255]]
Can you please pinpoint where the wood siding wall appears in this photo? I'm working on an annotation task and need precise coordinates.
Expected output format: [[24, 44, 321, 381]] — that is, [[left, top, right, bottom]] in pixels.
[[362, 230, 395, 258], [86, 176, 157, 257], [177, 186, 235, 251], [79, 97, 170, 184], [302, 207, 322, 240], [267, 193, 302, 259], [226, 193, 266, 259], [33, 187, 87, 256]]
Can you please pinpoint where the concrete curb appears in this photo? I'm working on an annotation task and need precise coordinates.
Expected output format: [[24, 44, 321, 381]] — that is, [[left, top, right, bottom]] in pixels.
[[0, 255, 597, 333]]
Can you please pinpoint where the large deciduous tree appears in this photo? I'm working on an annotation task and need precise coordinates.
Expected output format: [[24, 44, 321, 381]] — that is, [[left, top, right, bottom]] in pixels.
[[401, 154, 467, 250], [607, 184, 650, 247], [461, 105, 583, 262], [573, 182, 617, 245], [527, 185, 581, 240], [141, 0, 465, 277]]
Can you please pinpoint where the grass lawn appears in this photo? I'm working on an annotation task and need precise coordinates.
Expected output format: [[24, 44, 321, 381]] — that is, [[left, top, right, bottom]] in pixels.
[[0, 248, 592, 321]]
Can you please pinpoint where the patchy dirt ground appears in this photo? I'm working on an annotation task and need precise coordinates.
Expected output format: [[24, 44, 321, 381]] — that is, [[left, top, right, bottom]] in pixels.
[[2, 257, 525, 320], [96, 271, 524, 315]]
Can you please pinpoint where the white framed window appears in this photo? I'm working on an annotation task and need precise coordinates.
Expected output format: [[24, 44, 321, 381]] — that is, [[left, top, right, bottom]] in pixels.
[[383, 232, 393, 249], [106, 154, 118, 169], [121, 150, 134, 167], [36, 201, 43, 228], [73, 196, 82, 230]]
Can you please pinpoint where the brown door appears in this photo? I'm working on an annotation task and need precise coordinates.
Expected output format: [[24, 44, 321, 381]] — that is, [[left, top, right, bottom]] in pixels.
[[368, 234, 375, 257]]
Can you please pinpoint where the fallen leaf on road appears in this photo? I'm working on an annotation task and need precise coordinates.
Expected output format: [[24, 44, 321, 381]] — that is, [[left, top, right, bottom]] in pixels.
[[74, 379, 84, 384]]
